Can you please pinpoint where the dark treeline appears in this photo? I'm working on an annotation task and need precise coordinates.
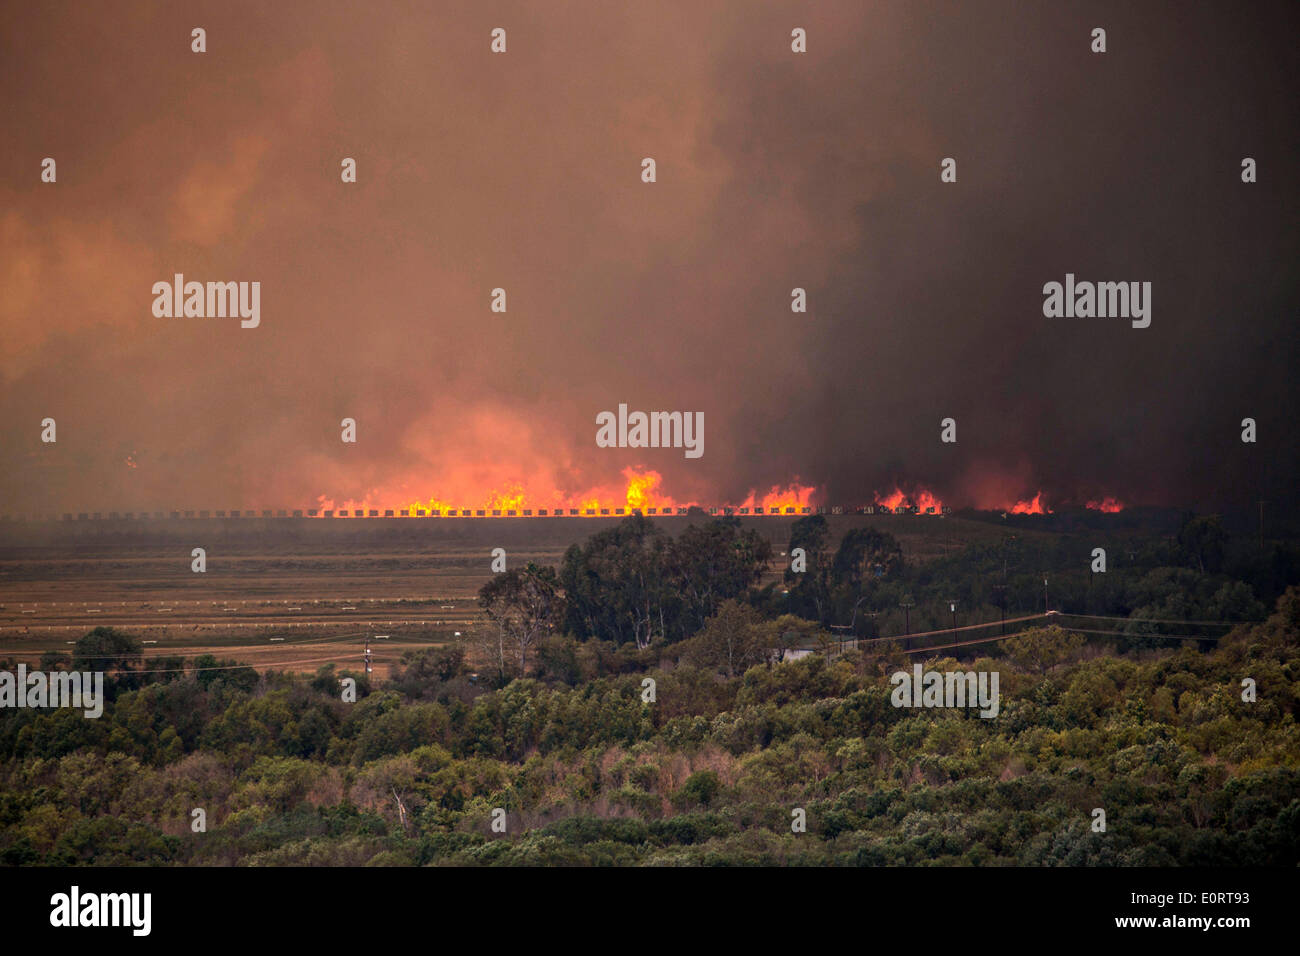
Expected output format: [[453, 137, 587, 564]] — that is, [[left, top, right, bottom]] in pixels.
[[772, 512, 1298, 648], [486, 512, 1299, 671]]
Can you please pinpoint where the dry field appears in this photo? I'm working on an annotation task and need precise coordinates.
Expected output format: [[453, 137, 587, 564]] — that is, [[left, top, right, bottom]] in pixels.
[[0, 513, 1024, 674]]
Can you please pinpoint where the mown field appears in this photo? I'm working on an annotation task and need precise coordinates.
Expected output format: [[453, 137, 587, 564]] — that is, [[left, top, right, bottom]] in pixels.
[[0, 513, 1031, 674]]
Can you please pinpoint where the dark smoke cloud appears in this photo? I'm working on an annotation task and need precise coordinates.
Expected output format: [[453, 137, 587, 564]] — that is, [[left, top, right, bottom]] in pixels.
[[1, 0, 1296, 514]]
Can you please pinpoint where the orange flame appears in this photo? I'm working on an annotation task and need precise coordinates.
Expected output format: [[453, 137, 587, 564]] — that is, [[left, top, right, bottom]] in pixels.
[[914, 490, 943, 514], [319, 469, 823, 516], [405, 495, 455, 515], [318, 475, 1121, 518], [485, 484, 526, 512], [873, 487, 944, 514], [1009, 492, 1049, 514], [879, 490, 906, 510], [1086, 496, 1124, 513], [732, 482, 816, 514], [625, 471, 658, 511]]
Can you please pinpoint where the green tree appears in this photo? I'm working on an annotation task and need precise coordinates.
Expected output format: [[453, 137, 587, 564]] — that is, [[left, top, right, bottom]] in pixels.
[[388, 645, 466, 699], [828, 528, 903, 627], [1178, 514, 1227, 574], [682, 599, 769, 678], [786, 514, 833, 622], [1002, 625, 1084, 674], [479, 563, 563, 679], [667, 517, 773, 637], [560, 516, 674, 648], [73, 627, 143, 687]]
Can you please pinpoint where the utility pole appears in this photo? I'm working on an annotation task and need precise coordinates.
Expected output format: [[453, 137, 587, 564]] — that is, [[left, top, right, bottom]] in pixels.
[[1041, 573, 1049, 615], [899, 601, 914, 651], [1001, 534, 1018, 581], [862, 611, 878, 651], [992, 584, 1007, 635], [828, 624, 850, 658]]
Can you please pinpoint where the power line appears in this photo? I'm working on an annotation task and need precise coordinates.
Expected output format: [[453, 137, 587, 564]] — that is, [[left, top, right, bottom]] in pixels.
[[1060, 627, 1226, 642], [829, 608, 1255, 654], [857, 612, 1046, 646], [900, 625, 1229, 657], [1055, 612, 1260, 626]]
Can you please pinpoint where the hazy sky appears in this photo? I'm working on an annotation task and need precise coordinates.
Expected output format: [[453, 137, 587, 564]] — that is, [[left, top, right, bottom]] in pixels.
[[2, 0, 1296, 514]]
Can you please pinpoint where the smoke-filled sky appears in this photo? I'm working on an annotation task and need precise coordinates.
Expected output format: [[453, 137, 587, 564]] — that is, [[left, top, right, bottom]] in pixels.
[[2, 0, 1296, 514]]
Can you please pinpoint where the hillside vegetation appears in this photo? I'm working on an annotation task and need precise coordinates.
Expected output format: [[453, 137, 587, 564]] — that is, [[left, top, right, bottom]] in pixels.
[[2, 515, 1297, 866]]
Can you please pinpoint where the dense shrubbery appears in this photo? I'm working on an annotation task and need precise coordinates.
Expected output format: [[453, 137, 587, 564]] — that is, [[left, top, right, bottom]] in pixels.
[[1, 585, 1297, 866], [2, 515, 1297, 866]]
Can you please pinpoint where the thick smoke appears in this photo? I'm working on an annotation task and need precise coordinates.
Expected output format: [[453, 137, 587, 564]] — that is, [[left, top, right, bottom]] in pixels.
[[1, 1, 1296, 514]]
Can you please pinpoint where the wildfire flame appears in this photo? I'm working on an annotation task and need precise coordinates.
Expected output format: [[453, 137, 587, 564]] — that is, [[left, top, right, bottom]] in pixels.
[[315, 472, 1119, 519], [1086, 496, 1124, 513], [877, 489, 906, 511], [623, 469, 681, 511], [315, 469, 823, 516], [733, 483, 817, 514], [1009, 492, 1049, 515], [914, 490, 943, 514], [873, 487, 945, 514], [485, 484, 526, 512]]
